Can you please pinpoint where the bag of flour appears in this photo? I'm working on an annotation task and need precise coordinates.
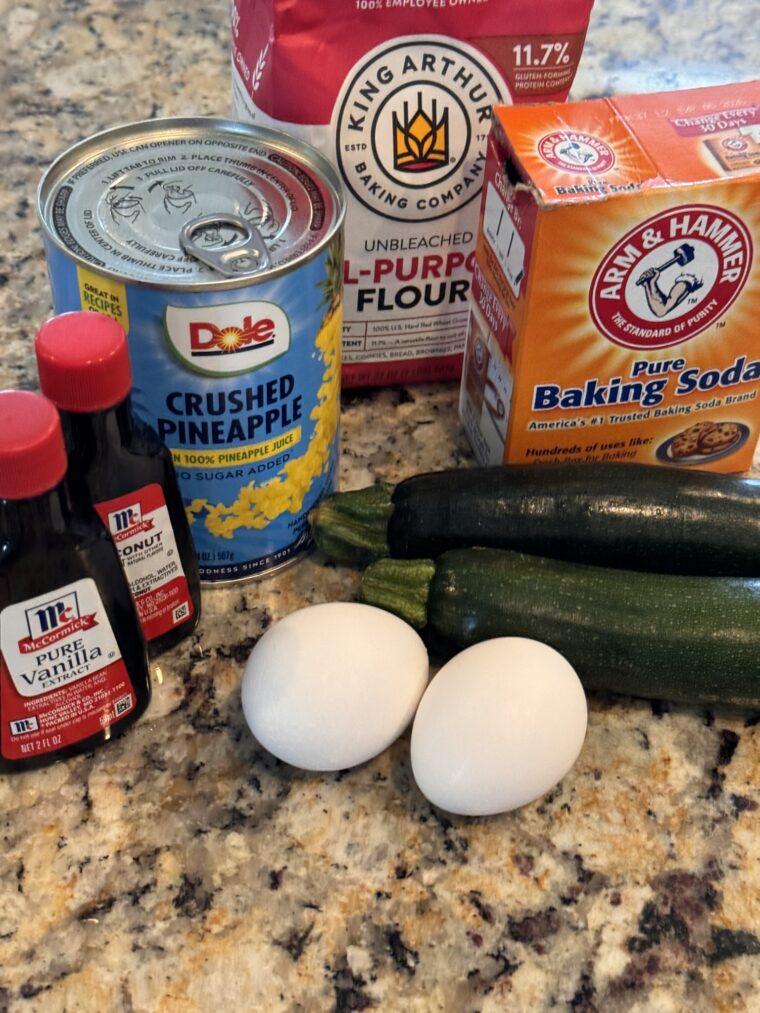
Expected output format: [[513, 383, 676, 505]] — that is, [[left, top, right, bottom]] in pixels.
[[232, 0, 595, 386]]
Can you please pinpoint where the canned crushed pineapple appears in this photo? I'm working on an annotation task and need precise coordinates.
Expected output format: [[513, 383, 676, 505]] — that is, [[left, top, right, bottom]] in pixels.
[[38, 117, 345, 582]]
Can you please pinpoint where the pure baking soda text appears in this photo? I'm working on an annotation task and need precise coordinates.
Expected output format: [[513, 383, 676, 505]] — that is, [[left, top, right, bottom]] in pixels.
[[460, 81, 760, 474]]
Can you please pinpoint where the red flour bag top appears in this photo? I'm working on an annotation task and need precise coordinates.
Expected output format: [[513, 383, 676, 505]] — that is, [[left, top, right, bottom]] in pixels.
[[232, 0, 596, 386]]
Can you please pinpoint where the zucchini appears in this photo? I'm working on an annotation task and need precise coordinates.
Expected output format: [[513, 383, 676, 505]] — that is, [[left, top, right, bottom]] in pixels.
[[310, 463, 760, 575], [359, 548, 760, 708]]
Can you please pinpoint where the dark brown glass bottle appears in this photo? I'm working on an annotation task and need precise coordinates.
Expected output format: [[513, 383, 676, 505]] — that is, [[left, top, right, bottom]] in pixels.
[[0, 390, 152, 772], [35, 312, 201, 657]]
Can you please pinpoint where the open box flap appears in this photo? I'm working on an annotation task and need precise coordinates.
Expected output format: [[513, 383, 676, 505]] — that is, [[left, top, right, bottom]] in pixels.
[[492, 81, 760, 206]]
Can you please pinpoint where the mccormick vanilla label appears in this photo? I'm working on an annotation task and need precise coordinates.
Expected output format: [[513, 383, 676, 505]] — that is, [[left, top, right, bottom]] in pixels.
[[231, 0, 596, 386], [94, 485, 194, 640], [0, 578, 135, 760]]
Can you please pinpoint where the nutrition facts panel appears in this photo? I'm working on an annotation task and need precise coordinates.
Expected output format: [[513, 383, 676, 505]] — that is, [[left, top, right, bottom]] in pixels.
[[342, 309, 469, 362]]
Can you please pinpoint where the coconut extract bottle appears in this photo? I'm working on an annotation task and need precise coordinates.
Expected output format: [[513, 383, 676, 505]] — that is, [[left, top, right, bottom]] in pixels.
[[35, 312, 201, 657], [0, 390, 152, 772]]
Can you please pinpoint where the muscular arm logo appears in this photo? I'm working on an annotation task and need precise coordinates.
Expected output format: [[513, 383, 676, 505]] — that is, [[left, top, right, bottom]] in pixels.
[[635, 243, 702, 318], [557, 141, 595, 165]]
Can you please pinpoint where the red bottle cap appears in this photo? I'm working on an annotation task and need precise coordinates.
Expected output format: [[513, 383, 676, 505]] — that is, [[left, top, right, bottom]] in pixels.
[[0, 391, 68, 500], [35, 312, 132, 412]]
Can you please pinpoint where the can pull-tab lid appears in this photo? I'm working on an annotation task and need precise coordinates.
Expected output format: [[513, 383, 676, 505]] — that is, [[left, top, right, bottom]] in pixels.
[[179, 213, 271, 277]]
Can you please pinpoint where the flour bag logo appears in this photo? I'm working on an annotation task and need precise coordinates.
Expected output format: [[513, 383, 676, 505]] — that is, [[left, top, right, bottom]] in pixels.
[[393, 92, 449, 172], [590, 204, 753, 349], [333, 36, 504, 223], [164, 301, 291, 376]]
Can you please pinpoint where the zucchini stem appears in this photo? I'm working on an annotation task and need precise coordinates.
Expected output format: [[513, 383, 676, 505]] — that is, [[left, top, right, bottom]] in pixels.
[[359, 557, 436, 629], [309, 483, 394, 566]]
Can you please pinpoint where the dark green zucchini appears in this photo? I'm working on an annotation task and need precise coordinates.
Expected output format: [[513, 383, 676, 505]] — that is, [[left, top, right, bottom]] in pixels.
[[310, 463, 760, 575], [359, 548, 760, 708]]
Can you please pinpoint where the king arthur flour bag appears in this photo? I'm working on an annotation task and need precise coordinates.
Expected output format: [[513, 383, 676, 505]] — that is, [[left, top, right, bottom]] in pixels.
[[232, 0, 596, 386]]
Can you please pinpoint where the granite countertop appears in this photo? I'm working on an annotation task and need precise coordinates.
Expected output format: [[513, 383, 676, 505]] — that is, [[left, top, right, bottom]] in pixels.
[[1, 2, 759, 1010]]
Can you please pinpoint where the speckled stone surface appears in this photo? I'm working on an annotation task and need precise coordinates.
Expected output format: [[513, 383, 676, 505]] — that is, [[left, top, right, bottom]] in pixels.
[[1, 2, 759, 1010]]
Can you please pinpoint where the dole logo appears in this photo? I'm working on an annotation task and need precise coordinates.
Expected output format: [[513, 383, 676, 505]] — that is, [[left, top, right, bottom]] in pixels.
[[165, 301, 291, 376], [189, 314, 276, 356]]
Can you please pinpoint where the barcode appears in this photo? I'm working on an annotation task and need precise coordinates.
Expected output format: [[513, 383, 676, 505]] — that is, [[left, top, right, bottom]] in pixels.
[[114, 693, 133, 717], [173, 602, 189, 623]]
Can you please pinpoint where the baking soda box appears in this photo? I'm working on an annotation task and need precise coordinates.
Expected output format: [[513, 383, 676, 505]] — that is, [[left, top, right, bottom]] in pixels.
[[460, 81, 760, 472]]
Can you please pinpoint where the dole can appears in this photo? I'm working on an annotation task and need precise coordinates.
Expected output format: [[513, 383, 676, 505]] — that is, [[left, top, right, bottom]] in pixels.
[[38, 118, 345, 582]]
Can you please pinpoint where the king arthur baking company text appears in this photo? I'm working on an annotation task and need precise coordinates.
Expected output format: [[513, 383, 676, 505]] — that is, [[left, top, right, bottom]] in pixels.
[[232, 0, 595, 386]]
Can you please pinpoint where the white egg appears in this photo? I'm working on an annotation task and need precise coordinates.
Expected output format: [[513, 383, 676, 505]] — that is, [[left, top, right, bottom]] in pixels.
[[241, 602, 429, 771], [410, 638, 587, 816]]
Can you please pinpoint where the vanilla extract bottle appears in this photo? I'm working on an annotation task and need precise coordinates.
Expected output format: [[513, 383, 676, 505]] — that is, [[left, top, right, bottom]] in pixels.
[[35, 312, 201, 657], [0, 390, 152, 772]]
